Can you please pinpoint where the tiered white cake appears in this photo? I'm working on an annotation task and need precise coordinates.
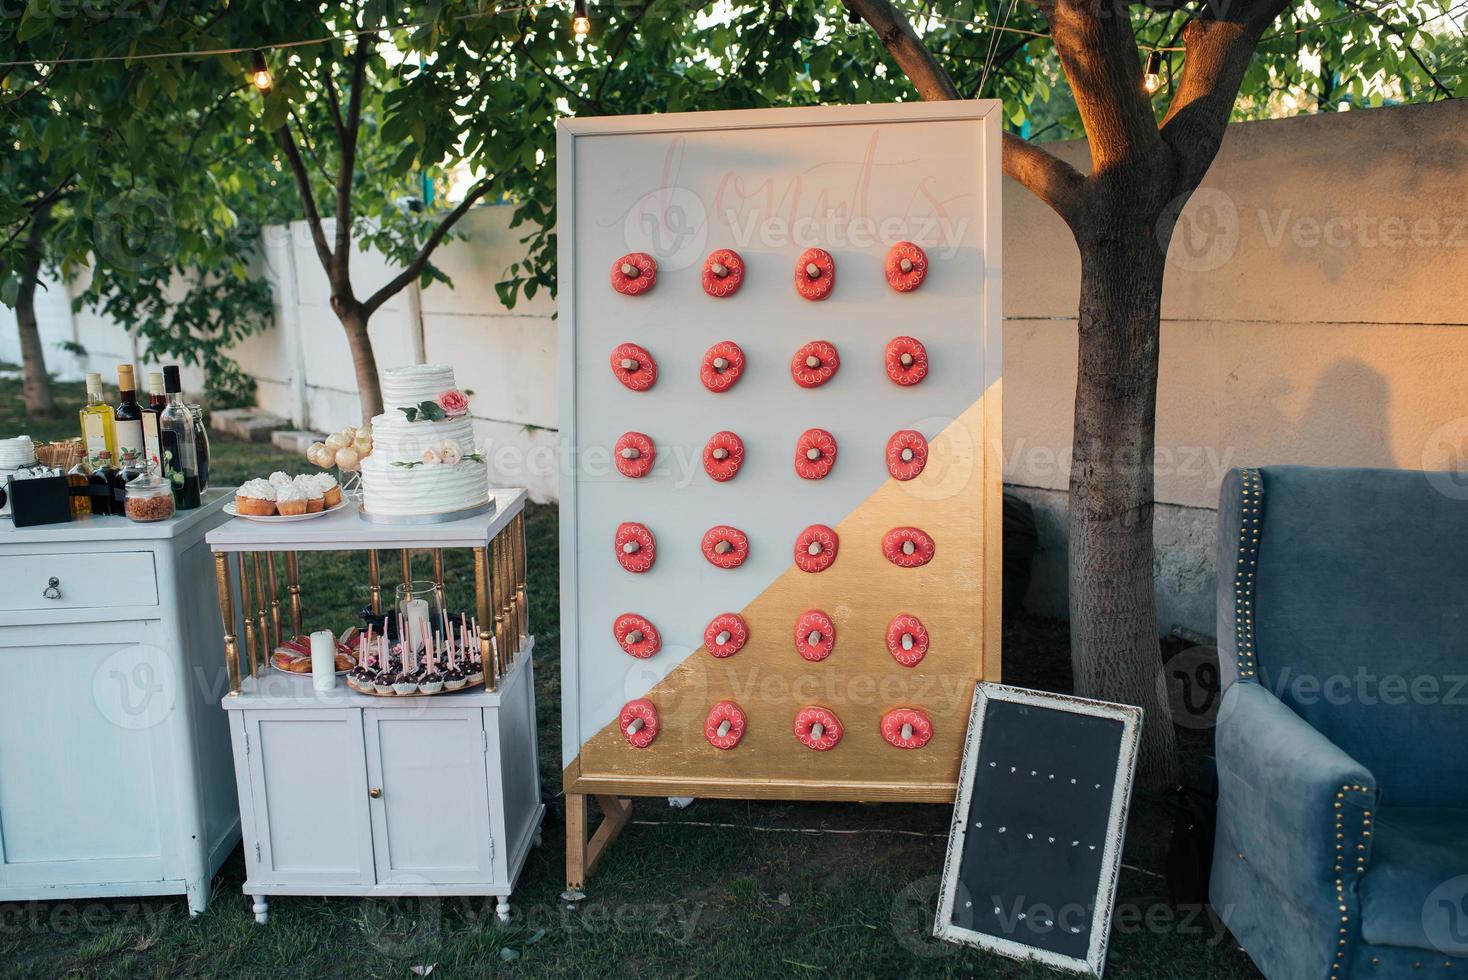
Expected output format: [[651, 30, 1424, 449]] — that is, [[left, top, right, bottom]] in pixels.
[[360, 364, 490, 518]]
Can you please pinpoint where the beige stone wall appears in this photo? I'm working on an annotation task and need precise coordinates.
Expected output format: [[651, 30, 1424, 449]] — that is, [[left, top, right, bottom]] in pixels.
[[1002, 100, 1468, 631], [1003, 100, 1468, 509]]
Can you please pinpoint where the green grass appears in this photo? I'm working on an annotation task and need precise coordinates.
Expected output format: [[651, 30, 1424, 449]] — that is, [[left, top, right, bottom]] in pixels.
[[1, 380, 1257, 978]]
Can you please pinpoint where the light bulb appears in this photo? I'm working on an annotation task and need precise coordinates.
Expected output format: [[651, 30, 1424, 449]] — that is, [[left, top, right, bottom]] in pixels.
[[250, 50, 272, 93], [1143, 51, 1162, 94], [572, 0, 590, 40]]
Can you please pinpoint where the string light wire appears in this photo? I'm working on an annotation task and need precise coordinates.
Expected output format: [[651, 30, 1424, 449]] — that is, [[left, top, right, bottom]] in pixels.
[[0, 0, 1454, 68], [0, 1, 562, 68]]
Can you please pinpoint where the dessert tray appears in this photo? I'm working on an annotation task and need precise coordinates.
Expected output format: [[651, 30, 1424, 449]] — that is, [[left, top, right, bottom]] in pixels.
[[225, 498, 350, 523], [270, 632, 359, 675], [344, 616, 490, 698]]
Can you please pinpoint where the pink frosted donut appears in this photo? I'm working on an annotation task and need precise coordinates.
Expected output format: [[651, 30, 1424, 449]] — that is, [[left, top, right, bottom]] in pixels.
[[702, 249, 745, 298], [701, 525, 749, 569], [701, 340, 746, 393], [794, 706, 843, 751], [704, 613, 749, 658], [886, 613, 930, 667], [705, 700, 747, 749], [703, 431, 745, 482], [610, 342, 657, 392], [882, 526, 935, 568], [613, 613, 661, 659], [884, 336, 929, 386], [794, 428, 837, 480], [619, 698, 659, 747], [794, 610, 836, 662], [885, 242, 928, 292], [794, 524, 839, 573], [791, 341, 839, 389], [881, 707, 933, 749], [886, 430, 929, 481], [614, 431, 655, 479], [610, 252, 657, 295], [614, 522, 656, 573], [794, 248, 835, 301]]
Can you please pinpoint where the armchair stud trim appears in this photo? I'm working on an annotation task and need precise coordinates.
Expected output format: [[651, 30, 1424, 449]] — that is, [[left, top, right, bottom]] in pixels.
[[1232, 468, 1265, 680]]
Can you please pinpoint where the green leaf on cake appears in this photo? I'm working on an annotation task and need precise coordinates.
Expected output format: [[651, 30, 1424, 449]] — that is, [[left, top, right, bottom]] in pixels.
[[417, 401, 447, 421], [399, 406, 419, 422]]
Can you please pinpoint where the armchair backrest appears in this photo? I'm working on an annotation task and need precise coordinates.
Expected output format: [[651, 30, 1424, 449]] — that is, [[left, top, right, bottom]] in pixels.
[[1217, 466, 1468, 808]]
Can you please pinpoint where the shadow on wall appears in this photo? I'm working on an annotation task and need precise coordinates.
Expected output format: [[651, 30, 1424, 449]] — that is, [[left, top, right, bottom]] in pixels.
[[1010, 358, 1396, 639], [1253, 358, 1394, 471]]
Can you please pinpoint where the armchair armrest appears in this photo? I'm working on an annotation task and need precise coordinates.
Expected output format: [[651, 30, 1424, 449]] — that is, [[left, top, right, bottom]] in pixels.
[[1217, 683, 1378, 872], [1213, 683, 1383, 980], [1215, 682, 1378, 903]]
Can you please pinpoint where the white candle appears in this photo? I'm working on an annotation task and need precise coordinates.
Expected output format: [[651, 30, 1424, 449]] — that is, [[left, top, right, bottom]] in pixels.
[[404, 599, 431, 655], [310, 629, 337, 691]]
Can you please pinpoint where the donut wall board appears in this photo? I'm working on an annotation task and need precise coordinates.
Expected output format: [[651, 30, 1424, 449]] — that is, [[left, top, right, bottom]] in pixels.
[[557, 102, 1003, 802]]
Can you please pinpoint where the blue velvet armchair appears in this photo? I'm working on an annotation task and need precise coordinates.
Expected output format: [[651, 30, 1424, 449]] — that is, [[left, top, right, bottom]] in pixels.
[[1211, 466, 1468, 979]]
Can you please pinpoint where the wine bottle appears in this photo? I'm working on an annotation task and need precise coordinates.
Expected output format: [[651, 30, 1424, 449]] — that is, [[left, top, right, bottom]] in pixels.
[[90, 450, 122, 517], [78, 373, 117, 467], [142, 371, 166, 472], [159, 366, 201, 509], [113, 365, 146, 470]]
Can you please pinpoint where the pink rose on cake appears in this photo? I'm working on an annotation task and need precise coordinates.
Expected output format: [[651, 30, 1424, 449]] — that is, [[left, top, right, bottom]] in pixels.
[[437, 389, 470, 415], [421, 447, 442, 466], [441, 439, 464, 466]]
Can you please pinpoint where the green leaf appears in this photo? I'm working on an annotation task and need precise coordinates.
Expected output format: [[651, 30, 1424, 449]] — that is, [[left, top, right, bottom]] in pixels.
[[417, 401, 447, 421]]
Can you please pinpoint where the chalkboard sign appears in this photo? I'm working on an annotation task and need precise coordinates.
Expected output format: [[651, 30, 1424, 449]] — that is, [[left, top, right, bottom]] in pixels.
[[933, 683, 1142, 976]]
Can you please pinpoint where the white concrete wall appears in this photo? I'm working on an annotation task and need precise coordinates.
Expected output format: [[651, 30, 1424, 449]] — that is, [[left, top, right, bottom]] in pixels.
[[6, 101, 1464, 634]]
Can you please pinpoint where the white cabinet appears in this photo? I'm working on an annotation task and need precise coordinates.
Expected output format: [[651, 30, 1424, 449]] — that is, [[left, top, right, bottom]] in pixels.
[[364, 706, 496, 885], [240, 709, 376, 887], [225, 651, 543, 922], [0, 493, 240, 914]]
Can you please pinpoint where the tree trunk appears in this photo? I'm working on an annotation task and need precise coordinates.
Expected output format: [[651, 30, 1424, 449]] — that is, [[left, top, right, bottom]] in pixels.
[[1068, 202, 1179, 790], [336, 300, 383, 424], [15, 209, 54, 418]]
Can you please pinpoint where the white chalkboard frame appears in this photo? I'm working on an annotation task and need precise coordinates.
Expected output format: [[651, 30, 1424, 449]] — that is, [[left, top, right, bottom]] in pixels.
[[933, 682, 1143, 976]]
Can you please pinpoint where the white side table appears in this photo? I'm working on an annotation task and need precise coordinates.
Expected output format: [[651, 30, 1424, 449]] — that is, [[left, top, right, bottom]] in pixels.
[[0, 491, 240, 915], [205, 491, 544, 923]]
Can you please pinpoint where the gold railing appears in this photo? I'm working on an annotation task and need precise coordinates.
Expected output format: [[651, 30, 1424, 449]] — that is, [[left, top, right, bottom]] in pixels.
[[214, 521, 530, 696]]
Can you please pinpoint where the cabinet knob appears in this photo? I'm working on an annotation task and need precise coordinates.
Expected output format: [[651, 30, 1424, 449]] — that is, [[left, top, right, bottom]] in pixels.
[[369, 787, 382, 799], [42, 577, 61, 600]]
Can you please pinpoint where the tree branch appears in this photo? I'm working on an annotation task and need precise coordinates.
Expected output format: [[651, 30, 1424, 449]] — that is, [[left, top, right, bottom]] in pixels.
[[361, 178, 495, 319], [1045, 0, 1164, 174], [335, 35, 374, 273], [1160, 0, 1295, 191], [320, 63, 346, 140], [846, 0, 1085, 226], [1, 176, 75, 254], [275, 125, 335, 273], [844, 0, 959, 100], [1003, 131, 1086, 226]]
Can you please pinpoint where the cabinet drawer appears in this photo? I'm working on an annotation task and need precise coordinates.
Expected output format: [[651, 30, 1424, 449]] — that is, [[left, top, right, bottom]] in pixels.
[[0, 552, 158, 612]]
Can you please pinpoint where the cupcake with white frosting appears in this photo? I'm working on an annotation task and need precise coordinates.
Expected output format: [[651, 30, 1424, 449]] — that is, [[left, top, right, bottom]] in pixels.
[[235, 478, 277, 516], [275, 482, 308, 516], [311, 472, 342, 508], [293, 474, 325, 513]]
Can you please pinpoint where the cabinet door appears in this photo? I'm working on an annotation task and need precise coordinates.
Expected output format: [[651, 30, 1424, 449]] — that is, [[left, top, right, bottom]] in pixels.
[[364, 707, 495, 885], [0, 624, 170, 888], [243, 709, 375, 887]]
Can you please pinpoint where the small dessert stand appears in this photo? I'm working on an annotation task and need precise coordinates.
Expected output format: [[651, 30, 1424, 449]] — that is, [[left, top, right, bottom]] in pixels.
[[205, 490, 543, 924]]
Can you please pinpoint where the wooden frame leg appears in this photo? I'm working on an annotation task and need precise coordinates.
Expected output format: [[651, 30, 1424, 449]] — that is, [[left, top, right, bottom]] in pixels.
[[564, 793, 632, 893]]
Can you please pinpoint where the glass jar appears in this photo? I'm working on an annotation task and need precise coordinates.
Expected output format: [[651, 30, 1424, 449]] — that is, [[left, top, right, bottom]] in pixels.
[[187, 403, 211, 491], [124, 468, 176, 523], [394, 580, 444, 659]]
